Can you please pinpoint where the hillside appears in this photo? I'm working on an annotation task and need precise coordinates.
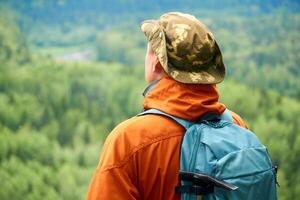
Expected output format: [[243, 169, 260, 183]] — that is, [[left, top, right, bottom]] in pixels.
[[0, 1, 299, 199], [1, 55, 300, 200], [2, 0, 298, 99]]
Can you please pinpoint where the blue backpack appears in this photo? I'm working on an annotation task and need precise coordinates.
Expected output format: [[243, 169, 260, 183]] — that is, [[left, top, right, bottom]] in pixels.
[[140, 109, 278, 200]]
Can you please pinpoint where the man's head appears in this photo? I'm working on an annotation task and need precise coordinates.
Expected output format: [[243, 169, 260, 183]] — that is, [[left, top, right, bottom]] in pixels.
[[141, 12, 225, 84]]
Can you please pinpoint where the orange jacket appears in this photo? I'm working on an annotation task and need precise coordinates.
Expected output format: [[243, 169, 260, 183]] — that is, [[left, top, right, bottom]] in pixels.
[[87, 77, 248, 200]]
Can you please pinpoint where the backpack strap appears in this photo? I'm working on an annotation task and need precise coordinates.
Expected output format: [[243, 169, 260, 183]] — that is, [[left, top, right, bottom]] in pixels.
[[220, 109, 233, 123], [139, 108, 233, 128], [138, 109, 194, 130]]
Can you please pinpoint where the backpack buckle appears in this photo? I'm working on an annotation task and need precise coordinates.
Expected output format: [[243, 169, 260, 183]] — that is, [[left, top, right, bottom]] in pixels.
[[175, 185, 214, 195]]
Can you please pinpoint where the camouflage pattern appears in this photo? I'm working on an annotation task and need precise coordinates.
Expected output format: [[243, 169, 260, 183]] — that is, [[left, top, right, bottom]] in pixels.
[[141, 12, 225, 84]]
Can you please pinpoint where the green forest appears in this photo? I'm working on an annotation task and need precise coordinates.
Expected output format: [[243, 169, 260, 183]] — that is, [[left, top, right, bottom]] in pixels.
[[0, 1, 299, 200]]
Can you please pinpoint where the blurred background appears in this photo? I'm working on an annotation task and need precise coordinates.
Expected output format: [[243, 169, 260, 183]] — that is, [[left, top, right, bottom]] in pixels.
[[0, 0, 299, 199]]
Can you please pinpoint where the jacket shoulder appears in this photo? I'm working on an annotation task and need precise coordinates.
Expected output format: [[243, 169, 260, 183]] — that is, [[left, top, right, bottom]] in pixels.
[[99, 114, 184, 171]]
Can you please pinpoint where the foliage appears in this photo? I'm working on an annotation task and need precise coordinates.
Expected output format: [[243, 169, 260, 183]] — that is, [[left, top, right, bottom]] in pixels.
[[0, 7, 30, 64], [96, 29, 146, 65], [0, 12, 144, 198], [0, 56, 145, 199], [212, 12, 300, 99]]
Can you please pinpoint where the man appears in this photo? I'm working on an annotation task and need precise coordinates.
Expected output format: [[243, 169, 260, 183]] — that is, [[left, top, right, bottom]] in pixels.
[[87, 12, 247, 200]]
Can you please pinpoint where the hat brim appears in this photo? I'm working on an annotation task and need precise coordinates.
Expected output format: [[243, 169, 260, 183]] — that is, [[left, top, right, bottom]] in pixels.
[[141, 20, 169, 71], [141, 20, 225, 84]]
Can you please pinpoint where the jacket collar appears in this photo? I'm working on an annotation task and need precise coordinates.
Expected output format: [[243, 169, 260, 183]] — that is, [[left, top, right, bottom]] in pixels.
[[143, 77, 226, 121]]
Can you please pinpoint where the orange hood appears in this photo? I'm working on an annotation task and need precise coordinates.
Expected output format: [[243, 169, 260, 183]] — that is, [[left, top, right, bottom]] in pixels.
[[143, 77, 226, 121]]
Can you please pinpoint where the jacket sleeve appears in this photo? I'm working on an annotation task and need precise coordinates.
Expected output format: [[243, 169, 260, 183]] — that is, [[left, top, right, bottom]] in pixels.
[[86, 164, 140, 200], [86, 127, 140, 200]]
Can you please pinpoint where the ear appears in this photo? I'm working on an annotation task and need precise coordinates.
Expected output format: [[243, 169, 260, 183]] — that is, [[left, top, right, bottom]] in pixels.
[[152, 59, 164, 73]]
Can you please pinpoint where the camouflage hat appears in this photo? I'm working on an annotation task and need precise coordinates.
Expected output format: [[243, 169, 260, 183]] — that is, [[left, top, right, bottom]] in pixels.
[[141, 12, 225, 84]]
